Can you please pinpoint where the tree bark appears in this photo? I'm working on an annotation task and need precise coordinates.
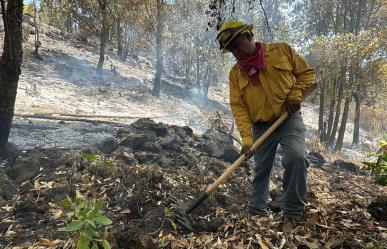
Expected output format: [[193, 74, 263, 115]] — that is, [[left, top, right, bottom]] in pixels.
[[66, 11, 72, 33], [334, 96, 351, 151], [184, 51, 192, 87], [202, 67, 210, 99], [352, 92, 361, 145], [117, 19, 123, 60], [0, 0, 24, 157], [152, 0, 164, 97], [329, 74, 344, 147], [326, 79, 337, 142], [318, 79, 325, 142], [123, 24, 130, 61], [33, 0, 40, 56], [96, 0, 108, 79], [196, 48, 200, 89]]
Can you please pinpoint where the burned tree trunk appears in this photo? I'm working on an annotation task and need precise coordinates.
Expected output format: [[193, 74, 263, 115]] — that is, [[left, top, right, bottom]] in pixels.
[[32, 0, 42, 60], [117, 19, 123, 60], [326, 79, 337, 142], [152, 0, 165, 97], [33, 0, 40, 56], [122, 23, 130, 62], [96, 0, 109, 78], [329, 75, 344, 147], [184, 51, 192, 87], [196, 46, 201, 89], [0, 0, 24, 157], [335, 96, 351, 151], [202, 67, 210, 99], [352, 92, 361, 145], [66, 11, 72, 33], [318, 79, 325, 142]]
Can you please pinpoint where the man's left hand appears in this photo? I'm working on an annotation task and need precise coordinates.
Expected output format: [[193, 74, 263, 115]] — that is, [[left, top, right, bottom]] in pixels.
[[285, 99, 301, 115]]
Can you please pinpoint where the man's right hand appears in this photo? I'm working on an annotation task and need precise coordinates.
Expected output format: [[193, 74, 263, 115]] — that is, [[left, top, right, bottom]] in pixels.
[[241, 144, 254, 159]]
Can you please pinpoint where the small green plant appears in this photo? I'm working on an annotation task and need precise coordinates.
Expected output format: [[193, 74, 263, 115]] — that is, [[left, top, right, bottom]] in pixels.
[[61, 191, 112, 249], [150, 207, 177, 235], [363, 138, 387, 186], [81, 152, 114, 176], [163, 207, 177, 232]]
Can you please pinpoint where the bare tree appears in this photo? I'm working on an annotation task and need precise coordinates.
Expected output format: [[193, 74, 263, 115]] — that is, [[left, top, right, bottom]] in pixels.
[[96, 0, 109, 79], [33, 0, 41, 57], [0, 0, 24, 158], [152, 0, 165, 97]]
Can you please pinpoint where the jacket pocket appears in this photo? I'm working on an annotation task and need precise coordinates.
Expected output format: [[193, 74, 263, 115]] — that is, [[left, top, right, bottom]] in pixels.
[[268, 61, 295, 108], [270, 62, 294, 97], [273, 62, 293, 71]]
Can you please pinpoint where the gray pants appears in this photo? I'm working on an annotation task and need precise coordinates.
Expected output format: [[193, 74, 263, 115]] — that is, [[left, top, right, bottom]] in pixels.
[[249, 111, 309, 219]]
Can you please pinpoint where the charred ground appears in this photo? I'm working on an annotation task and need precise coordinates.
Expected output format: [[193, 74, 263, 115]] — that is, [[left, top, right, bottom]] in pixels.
[[0, 118, 386, 248]]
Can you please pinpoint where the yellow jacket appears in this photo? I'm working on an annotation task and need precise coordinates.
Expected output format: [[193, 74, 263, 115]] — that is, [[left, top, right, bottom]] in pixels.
[[229, 42, 316, 146]]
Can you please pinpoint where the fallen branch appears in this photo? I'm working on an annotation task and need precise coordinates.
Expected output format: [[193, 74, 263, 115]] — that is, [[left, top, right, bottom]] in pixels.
[[14, 112, 182, 121], [29, 113, 143, 119], [14, 114, 129, 127]]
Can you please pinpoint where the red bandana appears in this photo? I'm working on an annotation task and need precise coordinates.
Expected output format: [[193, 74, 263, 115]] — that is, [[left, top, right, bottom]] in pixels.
[[237, 43, 265, 86]]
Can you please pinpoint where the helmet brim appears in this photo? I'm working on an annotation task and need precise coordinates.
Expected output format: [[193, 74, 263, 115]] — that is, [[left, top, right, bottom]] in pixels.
[[218, 24, 254, 54]]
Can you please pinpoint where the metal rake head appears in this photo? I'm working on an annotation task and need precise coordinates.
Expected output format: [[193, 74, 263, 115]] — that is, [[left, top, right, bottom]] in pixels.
[[169, 194, 194, 231]]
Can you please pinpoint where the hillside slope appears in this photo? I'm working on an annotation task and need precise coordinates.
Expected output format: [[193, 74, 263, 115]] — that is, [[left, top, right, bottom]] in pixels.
[[2, 16, 377, 159], [9, 16, 230, 149]]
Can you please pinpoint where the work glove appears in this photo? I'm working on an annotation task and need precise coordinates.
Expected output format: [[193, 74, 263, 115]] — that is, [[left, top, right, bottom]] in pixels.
[[285, 99, 301, 115], [241, 144, 254, 159]]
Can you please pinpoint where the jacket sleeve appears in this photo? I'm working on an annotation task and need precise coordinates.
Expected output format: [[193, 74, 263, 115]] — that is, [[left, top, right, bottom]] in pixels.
[[229, 68, 253, 146], [285, 44, 316, 101]]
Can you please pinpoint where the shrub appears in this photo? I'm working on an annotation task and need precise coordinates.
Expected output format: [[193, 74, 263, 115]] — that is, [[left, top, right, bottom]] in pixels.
[[81, 152, 114, 176], [363, 138, 387, 186], [60, 191, 112, 249]]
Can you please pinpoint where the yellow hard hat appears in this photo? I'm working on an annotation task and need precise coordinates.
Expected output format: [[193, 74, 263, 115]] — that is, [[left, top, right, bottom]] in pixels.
[[216, 20, 253, 53]]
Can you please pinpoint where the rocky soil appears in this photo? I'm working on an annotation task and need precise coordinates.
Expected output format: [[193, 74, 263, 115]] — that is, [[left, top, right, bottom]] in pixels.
[[1, 119, 386, 249]]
